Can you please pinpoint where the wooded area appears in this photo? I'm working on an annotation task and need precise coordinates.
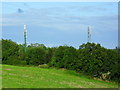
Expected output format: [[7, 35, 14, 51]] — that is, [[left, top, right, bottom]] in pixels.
[[1, 39, 120, 82]]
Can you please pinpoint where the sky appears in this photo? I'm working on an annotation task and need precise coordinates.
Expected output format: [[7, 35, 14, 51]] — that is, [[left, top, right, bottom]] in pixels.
[[1, 2, 118, 49]]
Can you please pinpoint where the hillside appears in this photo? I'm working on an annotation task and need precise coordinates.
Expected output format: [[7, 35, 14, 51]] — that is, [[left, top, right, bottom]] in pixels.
[[2, 65, 118, 88]]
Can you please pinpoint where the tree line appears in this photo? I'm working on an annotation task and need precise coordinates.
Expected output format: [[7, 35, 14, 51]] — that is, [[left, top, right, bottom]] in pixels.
[[1, 39, 120, 82]]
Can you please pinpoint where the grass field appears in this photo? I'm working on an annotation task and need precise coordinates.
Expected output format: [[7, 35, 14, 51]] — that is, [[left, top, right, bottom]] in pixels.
[[2, 64, 119, 88]]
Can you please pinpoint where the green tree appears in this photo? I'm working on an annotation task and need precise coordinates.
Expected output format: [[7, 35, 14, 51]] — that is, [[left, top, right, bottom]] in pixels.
[[77, 43, 108, 76], [46, 47, 57, 64], [50, 45, 77, 69], [2, 39, 26, 65], [26, 44, 47, 66]]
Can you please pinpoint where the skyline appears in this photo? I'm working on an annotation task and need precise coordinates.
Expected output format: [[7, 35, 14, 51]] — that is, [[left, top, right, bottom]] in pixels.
[[1, 2, 118, 49]]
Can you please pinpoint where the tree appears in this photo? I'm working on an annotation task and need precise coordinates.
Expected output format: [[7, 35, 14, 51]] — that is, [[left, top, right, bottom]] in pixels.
[[46, 47, 57, 64], [26, 44, 47, 66], [50, 45, 77, 70], [2, 39, 26, 65], [2, 39, 20, 63], [77, 43, 108, 76]]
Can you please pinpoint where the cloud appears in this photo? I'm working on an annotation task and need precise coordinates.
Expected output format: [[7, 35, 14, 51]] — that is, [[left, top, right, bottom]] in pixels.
[[18, 8, 24, 13], [2, 4, 117, 33], [2, 2, 118, 49], [68, 5, 108, 12]]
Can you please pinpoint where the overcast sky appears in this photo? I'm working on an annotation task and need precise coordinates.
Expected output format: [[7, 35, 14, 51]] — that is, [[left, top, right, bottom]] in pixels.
[[1, 2, 118, 49]]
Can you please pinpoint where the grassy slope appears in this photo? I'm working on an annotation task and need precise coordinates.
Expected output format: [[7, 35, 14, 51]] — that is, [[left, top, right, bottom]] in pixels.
[[2, 65, 118, 88]]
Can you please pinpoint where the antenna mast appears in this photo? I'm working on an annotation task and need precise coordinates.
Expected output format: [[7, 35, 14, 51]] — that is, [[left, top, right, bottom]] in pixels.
[[88, 26, 91, 43], [24, 24, 27, 52]]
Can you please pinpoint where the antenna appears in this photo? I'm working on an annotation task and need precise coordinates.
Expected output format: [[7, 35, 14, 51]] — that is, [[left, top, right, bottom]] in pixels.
[[88, 26, 91, 43], [24, 24, 27, 52]]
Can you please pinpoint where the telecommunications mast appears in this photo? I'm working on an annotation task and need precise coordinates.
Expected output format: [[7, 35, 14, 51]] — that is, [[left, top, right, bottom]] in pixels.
[[88, 26, 91, 43], [24, 24, 27, 52]]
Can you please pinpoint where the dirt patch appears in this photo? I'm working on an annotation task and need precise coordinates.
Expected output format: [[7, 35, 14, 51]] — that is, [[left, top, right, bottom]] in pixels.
[[60, 68, 67, 71], [59, 81, 82, 88], [8, 73, 16, 76], [5, 68, 11, 70]]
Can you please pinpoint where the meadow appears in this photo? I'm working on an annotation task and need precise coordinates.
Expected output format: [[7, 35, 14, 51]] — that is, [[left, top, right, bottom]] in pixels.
[[2, 64, 119, 88]]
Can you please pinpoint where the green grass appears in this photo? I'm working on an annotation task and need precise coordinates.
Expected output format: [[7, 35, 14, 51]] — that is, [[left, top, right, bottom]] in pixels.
[[2, 64, 119, 88]]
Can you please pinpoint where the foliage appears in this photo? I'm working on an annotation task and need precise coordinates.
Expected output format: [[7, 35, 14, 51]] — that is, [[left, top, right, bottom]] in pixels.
[[26, 44, 47, 65], [2, 39, 119, 82], [77, 43, 108, 75], [50, 45, 77, 70], [2, 39, 24, 65]]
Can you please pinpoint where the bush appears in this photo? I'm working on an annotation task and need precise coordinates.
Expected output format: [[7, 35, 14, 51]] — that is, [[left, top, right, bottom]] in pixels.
[[26, 46, 47, 66], [49, 45, 77, 70], [5, 59, 26, 66], [2, 39, 20, 63]]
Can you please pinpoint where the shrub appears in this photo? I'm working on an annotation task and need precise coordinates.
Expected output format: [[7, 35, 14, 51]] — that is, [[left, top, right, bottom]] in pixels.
[[26, 46, 47, 65], [50, 45, 77, 70]]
